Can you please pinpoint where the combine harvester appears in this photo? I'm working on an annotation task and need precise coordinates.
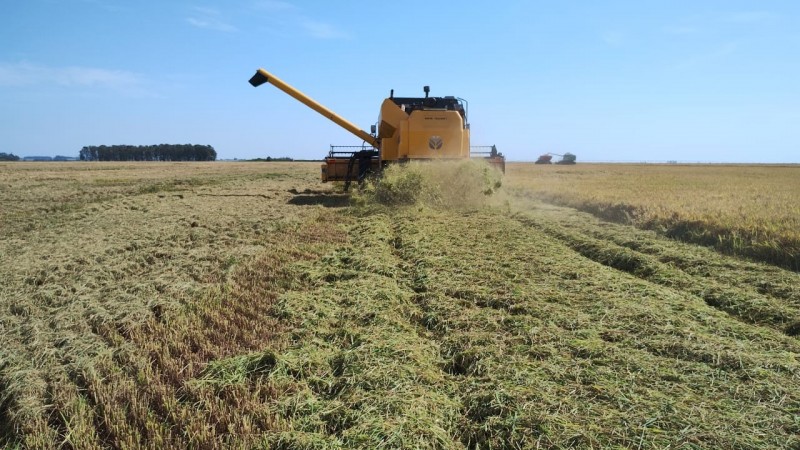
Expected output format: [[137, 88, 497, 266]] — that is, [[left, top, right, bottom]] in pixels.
[[535, 152, 577, 164], [249, 68, 505, 188]]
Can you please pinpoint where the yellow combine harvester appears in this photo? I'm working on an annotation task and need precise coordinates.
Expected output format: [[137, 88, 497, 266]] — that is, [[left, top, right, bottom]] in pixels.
[[248, 68, 504, 186]]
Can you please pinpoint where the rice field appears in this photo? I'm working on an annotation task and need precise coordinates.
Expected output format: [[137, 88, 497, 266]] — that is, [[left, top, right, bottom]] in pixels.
[[0, 161, 798, 449], [505, 164, 800, 270]]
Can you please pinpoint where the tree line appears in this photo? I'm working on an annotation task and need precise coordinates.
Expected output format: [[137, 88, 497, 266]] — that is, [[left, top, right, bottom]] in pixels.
[[0, 152, 20, 161], [79, 144, 217, 161]]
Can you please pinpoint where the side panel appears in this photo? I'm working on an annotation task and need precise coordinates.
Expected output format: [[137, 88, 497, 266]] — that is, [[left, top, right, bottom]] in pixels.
[[377, 98, 406, 162], [377, 98, 408, 139]]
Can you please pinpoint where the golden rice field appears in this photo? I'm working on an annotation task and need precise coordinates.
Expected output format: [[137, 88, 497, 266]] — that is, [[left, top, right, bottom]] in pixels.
[[506, 164, 800, 271], [0, 161, 798, 449]]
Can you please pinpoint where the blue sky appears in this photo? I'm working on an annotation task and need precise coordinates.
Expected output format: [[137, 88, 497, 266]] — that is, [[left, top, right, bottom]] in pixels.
[[2, 0, 798, 162]]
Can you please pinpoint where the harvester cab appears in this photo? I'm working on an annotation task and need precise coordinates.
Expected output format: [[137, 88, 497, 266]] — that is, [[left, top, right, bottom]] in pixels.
[[248, 68, 505, 187]]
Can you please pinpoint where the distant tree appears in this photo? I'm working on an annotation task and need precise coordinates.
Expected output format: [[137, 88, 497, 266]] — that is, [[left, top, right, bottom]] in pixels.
[[0, 152, 20, 161], [260, 156, 293, 162], [78, 145, 217, 161]]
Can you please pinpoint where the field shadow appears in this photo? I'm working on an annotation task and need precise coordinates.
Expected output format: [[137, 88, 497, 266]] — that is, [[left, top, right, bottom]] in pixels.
[[288, 189, 350, 208]]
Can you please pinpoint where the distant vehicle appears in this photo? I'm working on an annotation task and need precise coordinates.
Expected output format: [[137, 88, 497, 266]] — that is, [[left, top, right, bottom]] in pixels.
[[535, 152, 576, 165]]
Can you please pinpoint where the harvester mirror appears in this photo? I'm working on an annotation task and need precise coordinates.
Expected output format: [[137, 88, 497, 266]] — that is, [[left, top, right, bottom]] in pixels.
[[371, 124, 377, 135]]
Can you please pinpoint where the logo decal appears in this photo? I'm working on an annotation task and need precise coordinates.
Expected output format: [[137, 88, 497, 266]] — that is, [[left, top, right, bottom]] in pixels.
[[428, 136, 443, 150]]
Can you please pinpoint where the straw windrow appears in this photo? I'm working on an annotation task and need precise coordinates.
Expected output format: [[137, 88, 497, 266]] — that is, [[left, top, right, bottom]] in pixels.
[[1, 161, 798, 448]]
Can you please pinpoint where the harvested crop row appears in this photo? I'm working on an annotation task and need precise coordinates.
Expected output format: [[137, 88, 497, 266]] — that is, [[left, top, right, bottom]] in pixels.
[[527, 202, 799, 305], [511, 203, 800, 336], [388, 207, 800, 448], [3, 162, 799, 448], [190, 201, 800, 448], [0, 162, 336, 448]]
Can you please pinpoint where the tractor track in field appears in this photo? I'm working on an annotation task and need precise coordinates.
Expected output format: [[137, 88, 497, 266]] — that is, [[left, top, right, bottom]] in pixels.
[[387, 218, 539, 448], [510, 201, 800, 338]]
